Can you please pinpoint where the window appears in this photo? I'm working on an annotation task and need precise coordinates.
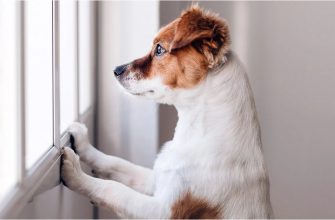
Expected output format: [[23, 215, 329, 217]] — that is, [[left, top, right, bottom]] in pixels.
[[0, 1, 95, 217], [25, 0, 53, 168], [0, 1, 19, 202], [78, 1, 94, 114], [59, 0, 77, 132]]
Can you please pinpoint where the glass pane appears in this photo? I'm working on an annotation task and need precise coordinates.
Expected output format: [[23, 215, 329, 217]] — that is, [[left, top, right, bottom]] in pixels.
[[0, 1, 18, 200], [60, 0, 76, 132], [78, 2, 93, 114], [25, 0, 53, 168]]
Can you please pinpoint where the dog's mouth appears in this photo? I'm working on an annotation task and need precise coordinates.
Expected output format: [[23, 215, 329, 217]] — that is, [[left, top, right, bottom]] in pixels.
[[130, 90, 154, 96], [115, 74, 155, 96]]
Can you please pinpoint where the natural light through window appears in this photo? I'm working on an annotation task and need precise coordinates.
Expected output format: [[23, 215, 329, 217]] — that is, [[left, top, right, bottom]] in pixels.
[[79, 2, 93, 114], [25, 0, 53, 168], [0, 1, 96, 216], [60, 0, 77, 132], [0, 1, 18, 201]]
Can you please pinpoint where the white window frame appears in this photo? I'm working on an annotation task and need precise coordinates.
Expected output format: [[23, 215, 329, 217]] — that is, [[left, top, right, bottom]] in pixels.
[[0, 1, 96, 218]]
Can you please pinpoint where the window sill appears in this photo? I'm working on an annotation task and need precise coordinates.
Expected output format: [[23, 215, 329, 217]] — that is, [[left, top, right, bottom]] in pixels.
[[0, 133, 70, 218], [0, 106, 94, 218]]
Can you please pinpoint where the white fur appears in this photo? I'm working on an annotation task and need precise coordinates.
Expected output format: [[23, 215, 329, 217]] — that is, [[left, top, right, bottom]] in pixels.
[[61, 52, 273, 218]]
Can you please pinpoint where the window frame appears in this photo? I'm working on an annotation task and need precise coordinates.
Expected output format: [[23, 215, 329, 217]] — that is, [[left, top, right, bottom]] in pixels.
[[0, 1, 96, 218]]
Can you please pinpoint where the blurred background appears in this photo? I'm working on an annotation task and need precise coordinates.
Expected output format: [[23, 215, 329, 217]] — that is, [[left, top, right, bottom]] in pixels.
[[0, 1, 335, 218]]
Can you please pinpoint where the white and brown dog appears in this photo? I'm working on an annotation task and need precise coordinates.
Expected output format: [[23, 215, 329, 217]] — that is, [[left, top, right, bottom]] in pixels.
[[61, 6, 273, 218]]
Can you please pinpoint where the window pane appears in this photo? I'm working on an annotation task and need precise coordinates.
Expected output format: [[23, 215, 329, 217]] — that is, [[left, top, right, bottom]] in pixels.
[[60, 0, 76, 132], [0, 1, 18, 200], [25, 0, 53, 168], [78, 2, 93, 114]]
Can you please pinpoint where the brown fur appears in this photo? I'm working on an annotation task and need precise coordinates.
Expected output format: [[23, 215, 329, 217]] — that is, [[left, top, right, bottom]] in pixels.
[[170, 191, 221, 219], [126, 5, 231, 89], [132, 53, 152, 79]]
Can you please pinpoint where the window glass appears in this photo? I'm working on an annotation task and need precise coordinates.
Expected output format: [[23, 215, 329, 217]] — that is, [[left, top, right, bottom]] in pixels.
[[25, 0, 53, 168], [60, 0, 76, 132], [0, 1, 18, 200], [78, 2, 93, 114]]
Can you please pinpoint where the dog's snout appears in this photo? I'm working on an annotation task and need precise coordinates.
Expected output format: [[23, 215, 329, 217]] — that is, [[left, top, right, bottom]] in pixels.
[[114, 64, 128, 76]]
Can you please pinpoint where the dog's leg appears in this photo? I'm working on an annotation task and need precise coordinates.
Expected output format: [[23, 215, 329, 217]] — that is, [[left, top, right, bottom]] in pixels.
[[67, 122, 154, 195], [61, 148, 167, 218]]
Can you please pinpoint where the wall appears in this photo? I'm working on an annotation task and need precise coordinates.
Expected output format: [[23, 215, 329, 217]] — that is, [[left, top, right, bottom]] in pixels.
[[159, 1, 335, 218]]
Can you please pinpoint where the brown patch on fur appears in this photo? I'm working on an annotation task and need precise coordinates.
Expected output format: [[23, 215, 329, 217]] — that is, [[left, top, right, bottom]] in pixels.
[[170, 191, 221, 219], [126, 5, 231, 89], [170, 5, 231, 68], [154, 19, 178, 45], [162, 46, 208, 88], [131, 53, 152, 79]]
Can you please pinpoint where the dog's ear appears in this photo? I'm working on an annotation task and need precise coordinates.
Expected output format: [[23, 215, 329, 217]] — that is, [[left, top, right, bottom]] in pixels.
[[170, 5, 231, 68]]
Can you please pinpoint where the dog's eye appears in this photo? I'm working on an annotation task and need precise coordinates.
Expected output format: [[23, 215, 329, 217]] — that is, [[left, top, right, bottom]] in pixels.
[[155, 44, 166, 56]]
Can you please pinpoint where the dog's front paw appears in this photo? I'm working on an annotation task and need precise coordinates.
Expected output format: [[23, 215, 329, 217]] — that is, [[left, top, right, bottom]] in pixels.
[[67, 122, 90, 157], [61, 147, 86, 191]]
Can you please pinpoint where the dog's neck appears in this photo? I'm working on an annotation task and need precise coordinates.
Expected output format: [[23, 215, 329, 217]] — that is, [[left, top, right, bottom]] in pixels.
[[172, 53, 262, 152]]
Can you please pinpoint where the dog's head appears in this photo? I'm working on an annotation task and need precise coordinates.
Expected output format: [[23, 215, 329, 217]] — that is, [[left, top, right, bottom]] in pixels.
[[114, 6, 230, 104]]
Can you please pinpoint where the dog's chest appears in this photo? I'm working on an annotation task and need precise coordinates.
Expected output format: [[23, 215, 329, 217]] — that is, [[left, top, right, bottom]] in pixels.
[[152, 143, 192, 194], [153, 141, 192, 172], [152, 141, 217, 196]]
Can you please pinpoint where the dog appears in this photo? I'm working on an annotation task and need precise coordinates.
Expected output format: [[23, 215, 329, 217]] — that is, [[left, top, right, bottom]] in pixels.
[[61, 5, 273, 218]]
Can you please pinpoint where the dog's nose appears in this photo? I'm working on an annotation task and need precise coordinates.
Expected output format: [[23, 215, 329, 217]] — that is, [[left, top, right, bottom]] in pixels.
[[114, 64, 128, 76]]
